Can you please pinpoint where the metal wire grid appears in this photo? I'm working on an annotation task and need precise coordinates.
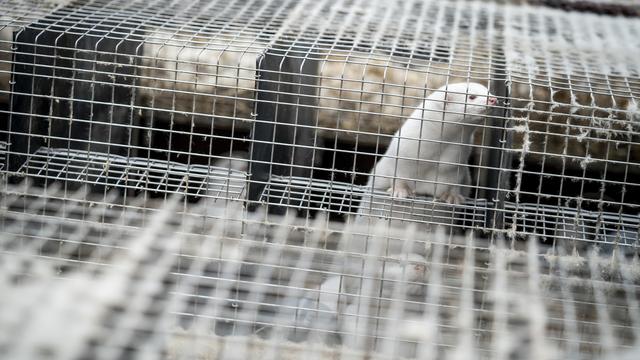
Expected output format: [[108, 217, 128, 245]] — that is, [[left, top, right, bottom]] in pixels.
[[1, 0, 299, 73], [0, 141, 7, 171], [0, 124, 630, 238], [1, 182, 640, 359], [527, 0, 640, 16], [0, 0, 64, 26], [261, 175, 489, 227], [0, 4, 638, 360], [499, 5, 640, 251], [0, 0, 500, 60], [503, 202, 640, 248], [261, 175, 639, 253], [0, 0, 637, 241], [1, 0, 637, 121], [16, 147, 246, 200]]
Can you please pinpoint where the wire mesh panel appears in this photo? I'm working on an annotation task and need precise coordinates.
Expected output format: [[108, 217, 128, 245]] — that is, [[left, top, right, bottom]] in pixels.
[[0, 0, 637, 236], [500, 3, 640, 252], [17, 147, 246, 200], [1, 0, 640, 356], [1, 181, 640, 359], [3, 0, 637, 233]]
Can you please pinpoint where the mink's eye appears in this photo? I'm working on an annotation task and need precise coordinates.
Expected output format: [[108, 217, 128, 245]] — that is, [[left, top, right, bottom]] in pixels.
[[469, 95, 477, 100]]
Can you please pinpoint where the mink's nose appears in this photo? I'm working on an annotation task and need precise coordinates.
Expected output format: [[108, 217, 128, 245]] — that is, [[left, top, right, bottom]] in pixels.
[[487, 97, 497, 105]]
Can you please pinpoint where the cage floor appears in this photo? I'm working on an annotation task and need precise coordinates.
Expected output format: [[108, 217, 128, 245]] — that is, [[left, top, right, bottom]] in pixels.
[[14, 147, 246, 200], [5, 147, 639, 253], [263, 176, 639, 252]]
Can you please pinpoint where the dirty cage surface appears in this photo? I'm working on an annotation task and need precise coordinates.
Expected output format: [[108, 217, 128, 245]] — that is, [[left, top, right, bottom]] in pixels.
[[1, 0, 639, 359]]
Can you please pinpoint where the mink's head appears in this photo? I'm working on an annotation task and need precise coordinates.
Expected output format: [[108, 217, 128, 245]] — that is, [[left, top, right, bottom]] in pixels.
[[430, 82, 497, 122]]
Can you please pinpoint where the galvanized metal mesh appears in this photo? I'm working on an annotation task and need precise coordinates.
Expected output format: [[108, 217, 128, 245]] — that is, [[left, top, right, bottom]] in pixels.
[[1, 0, 637, 236], [1, 181, 639, 359], [1, 0, 639, 358]]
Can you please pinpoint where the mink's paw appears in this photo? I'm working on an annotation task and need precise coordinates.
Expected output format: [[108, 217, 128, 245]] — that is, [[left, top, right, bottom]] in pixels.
[[438, 191, 465, 205], [387, 183, 414, 199]]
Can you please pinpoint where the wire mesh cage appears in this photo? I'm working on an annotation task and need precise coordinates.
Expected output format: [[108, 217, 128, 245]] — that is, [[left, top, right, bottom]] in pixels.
[[1, 0, 640, 358], [2, 181, 640, 359]]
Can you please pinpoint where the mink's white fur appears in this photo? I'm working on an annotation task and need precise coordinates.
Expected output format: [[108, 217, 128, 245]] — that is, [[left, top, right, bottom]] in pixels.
[[367, 82, 497, 204]]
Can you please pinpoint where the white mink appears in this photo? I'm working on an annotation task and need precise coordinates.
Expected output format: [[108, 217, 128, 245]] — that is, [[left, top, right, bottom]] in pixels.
[[341, 310, 434, 357], [337, 254, 429, 351], [260, 254, 427, 344], [318, 253, 428, 315], [374, 253, 428, 298], [367, 82, 497, 204]]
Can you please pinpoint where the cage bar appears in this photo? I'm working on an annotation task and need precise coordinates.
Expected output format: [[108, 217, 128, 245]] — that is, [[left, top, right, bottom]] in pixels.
[[248, 38, 320, 212]]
